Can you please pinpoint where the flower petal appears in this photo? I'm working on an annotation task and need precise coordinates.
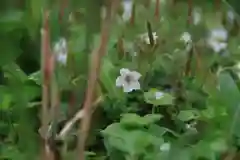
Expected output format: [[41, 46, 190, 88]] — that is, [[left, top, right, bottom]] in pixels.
[[116, 76, 124, 87], [122, 0, 133, 21], [131, 71, 141, 80], [181, 32, 191, 43], [120, 68, 130, 76], [123, 84, 134, 93], [155, 91, 164, 99], [145, 38, 150, 44], [193, 8, 201, 25], [210, 28, 228, 41], [208, 40, 227, 53], [160, 143, 171, 152], [128, 81, 141, 90], [59, 38, 67, 47], [57, 54, 67, 65]]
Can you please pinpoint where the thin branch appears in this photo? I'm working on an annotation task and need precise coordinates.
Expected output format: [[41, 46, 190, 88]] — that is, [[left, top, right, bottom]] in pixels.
[[59, 0, 69, 23], [185, 46, 194, 76], [40, 10, 53, 160], [147, 21, 154, 47], [154, 0, 160, 20], [130, 3, 135, 26], [57, 96, 103, 139], [215, 0, 221, 11], [187, 0, 192, 25], [77, 1, 120, 159]]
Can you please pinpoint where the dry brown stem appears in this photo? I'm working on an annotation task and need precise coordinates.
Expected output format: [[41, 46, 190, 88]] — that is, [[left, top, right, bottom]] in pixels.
[[77, 0, 120, 159]]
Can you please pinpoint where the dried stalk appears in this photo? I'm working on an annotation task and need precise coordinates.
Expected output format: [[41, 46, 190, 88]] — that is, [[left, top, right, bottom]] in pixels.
[[187, 0, 192, 25], [154, 0, 160, 20], [130, 3, 135, 26], [117, 36, 125, 58], [77, 0, 120, 159], [215, 0, 221, 11], [57, 96, 103, 139], [40, 10, 54, 160], [59, 0, 69, 23]]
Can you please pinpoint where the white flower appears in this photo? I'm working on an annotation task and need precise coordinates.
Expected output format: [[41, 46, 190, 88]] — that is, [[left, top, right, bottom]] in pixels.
[[140, 32, 158, 44], [185, 121, 198, 133], [155, 91, 164, 99], [207, 28, 228, 53], [209, 28, 228, 41], [185, 124, 191, 129], [53, 38, 68, 65], [180, 32, 192, 43], [116, 68, 141, 93], [193, 8, 201, 25], [122, 0, 133, 21], [56, 54, 67, 65], [208, 41, 227, 53], [160, 142, 171, 152]]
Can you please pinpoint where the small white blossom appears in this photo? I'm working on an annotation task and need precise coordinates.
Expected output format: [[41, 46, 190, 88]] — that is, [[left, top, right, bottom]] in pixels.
[[185, 124, 191, 129], [155, 91, 164, 99], [185, 121, 198, 133], [53, 38, 68, 65], [56, 54, 67, 65], [180, 32, 192, 43], [116, 68, 141, 93], [140, 32, 158, 45], [122, 0, 133, 21], [180, 32, 192, 51], [193, 8, 202, 25], [160, 142, 171, 152], [207, 28, 228, 53]]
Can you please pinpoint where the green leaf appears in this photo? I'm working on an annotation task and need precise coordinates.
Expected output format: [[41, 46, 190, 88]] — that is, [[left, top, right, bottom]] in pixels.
[[167, 145, 192, 160], [210, 138, 228, 153], [28, 71, 41, 85], [120, 113, 144, 127], [3, 63, 28, 82], [102, 123, 161, 156], [120, 113, 162, 127], [218, 72, 240, 136], [0, 40, 21, 66], [10, 85, 41, 103], [0, 10, 24, 32], [144, 89, 174, 106], [218, 72, 240, 111], [148, 124, 168, 137], [143, 114, 163, 125], [177, 110, 199, 122], [100, 58, 123, 99], [0, 94, 12, 110]]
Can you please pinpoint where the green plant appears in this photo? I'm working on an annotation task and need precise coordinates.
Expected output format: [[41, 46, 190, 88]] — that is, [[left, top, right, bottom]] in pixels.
[[2, 0, 240, 160]]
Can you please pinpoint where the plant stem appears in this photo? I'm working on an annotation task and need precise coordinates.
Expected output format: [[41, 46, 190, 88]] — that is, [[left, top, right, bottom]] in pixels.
[[130, 3, 135, 26], [187, 0, 192, 25], [40, 10, 53, 160], [77, 1, 120, 159], [154, 0, 160, 20]]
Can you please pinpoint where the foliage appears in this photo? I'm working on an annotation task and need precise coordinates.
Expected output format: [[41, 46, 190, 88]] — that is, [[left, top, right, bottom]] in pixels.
[[2, 0, 240, 160]]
